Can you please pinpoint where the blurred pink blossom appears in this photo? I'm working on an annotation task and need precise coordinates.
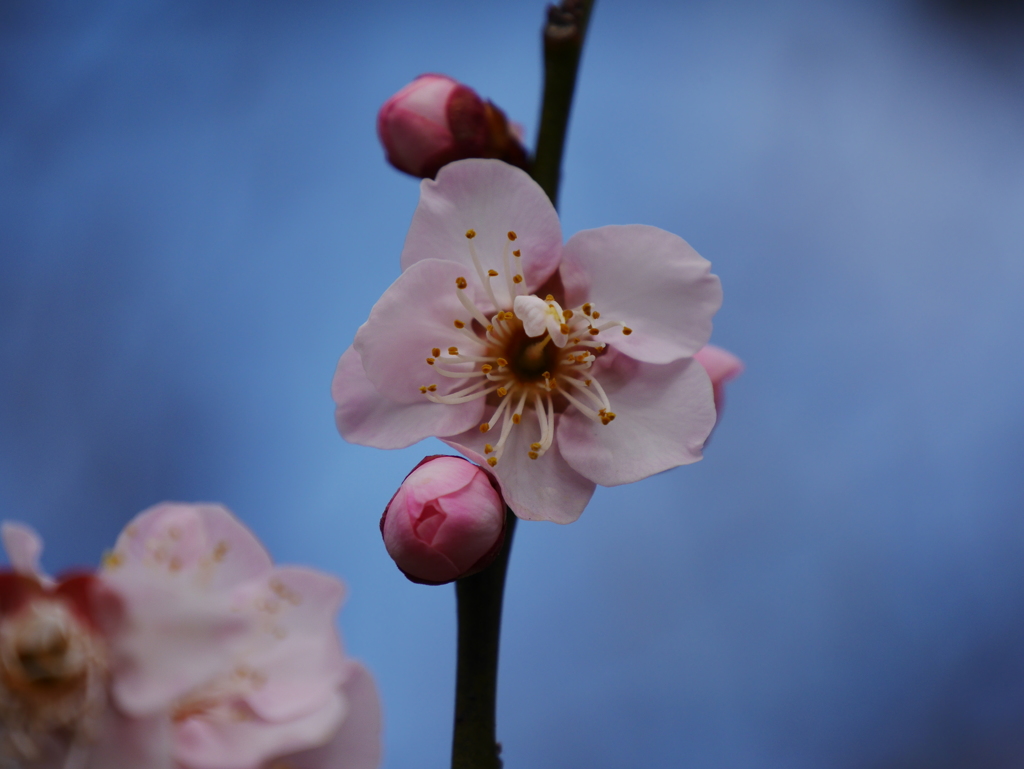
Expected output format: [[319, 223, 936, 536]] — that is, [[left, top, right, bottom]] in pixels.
[[100, 502, 381, 769], [0, 510, 381, 769], [381, 456, 506, 585], [377, 74, 527, 179], [333, 159, 722, 523]]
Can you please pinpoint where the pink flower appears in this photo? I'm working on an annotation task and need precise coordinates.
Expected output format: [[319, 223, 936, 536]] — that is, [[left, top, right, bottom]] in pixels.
[[0, 522, 139, 769], [0, 508, 382, 769], [99, 502, 382, 769], [381, 456, 506, 585], [333, 159, 722, 523], [694, 344, 744, 418], [377, 74, 527, 179]]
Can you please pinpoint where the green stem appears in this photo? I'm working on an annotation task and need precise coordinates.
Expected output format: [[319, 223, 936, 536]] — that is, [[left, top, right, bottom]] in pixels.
[[530, 0, 596, 207], [450, 3, 595, 767], [451, 510, 518, 769]]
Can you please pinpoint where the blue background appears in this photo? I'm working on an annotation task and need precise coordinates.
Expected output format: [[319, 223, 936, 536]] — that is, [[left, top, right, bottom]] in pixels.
[[3, 1, 1024, 766]]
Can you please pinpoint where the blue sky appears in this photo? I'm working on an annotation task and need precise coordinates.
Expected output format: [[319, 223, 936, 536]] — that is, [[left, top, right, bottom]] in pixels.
[[2, 1, 1024, 766]]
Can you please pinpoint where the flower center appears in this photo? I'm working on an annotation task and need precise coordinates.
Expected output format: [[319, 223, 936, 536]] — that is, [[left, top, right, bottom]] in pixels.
[[0, 597, 107, 762], [420, 228, 633, 467]]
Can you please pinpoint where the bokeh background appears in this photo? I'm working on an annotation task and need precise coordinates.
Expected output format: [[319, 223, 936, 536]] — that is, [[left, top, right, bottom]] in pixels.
[[3, 0, 1024, 766]]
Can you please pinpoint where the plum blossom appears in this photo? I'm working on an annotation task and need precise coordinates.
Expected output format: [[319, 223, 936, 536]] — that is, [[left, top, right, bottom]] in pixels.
[[377, 74, 527, 179], [0, 511, 381, 769], [333, 159, 722, 523], [381, 456, 506, 585], [100, 502, 382, 769], [0, 522, 142, 769]]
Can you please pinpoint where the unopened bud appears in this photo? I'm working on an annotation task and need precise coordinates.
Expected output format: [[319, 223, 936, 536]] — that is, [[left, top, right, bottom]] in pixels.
[[694, 344, 744, 428], [381, 456, 506, 585], [377, 74, 528, 179]]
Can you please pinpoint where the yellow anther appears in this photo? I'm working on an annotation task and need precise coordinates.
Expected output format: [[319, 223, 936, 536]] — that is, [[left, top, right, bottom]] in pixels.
[[589, 328, 600, 336], [487, 457, 498, 467], [488, 269, 499, 277], [465, 229, 476, 239], [530, 442, 542, 450], [542, 371, 551, 379], [560, 323, 571, 334], [426, 357, 436, 365], [448, 346, 459, 355], [513, 274, 523, 284], [528, 451, 539, 460], [496, 358, 508, 367], [563, 309, 574, 319], [545, 294, 554, 302], [456, 277, 468, 289], [622, 326, 633, 335], [513, 249, 521, 257], [432, 348, 441, 357], [592, 311, 601, 319], [486, 324, 494, 332], [481, 364, 493, 373], [454, 319, 466, 329], [571, 337, 580, 344], [419, 386, 427, 393], [596, 345, 606, 352], [505, 311, 516, 320], [480, 423, 490, 433], [582, 303, 592, 316], [497, 387, 507, 397], [102, 551, 124, 569], [484, 444, 494, 454], [507, 231, 518, 241], [511, 414, 521, 424], [585, 379, 592, 386], [427, 384, 438, 392]]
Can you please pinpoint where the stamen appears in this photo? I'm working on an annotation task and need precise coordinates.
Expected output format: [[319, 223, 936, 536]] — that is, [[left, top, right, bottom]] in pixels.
[[466, 236, 501, 310], [582, 303, 592, 316], [513, 274, 523, 284], [448, 347, 458, 355], [432, 348, 441, 357], [465, 229, 476, 239], [426, 358, 435, 365], [622, 326, 633, 335], [507, 231, 517, 241], [454, 319, 465, 328], [456, 284, 492, 327]]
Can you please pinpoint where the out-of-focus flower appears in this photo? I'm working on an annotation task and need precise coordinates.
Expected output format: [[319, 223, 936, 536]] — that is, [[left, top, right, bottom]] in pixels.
[[377, 74, 528, 179], [693, 344, 743, 419], [0, 523, 129, 769], [0, 508, 381, 769], [381, 456, 506, 585], [100, 502, 382, 769], [333, 159, 722, 523]]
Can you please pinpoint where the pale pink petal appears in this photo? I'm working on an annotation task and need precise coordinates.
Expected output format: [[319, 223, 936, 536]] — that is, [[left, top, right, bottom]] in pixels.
[[400, 159, 562, 298], [235, 568, 348, 723], [332, 346, 480, 449], [560, 225, 722, 363], [85, 709, 173, 769], [100, 564, 252, 716], [557, 353, 716, 486], [1, 521, 46, 579], [273, 662, 382, 769], [694, 344, 744, 392], [444, 415, 595, 524], [353, 259, 490, 414], [111, 503, 273, 591], [173, 691, 345, 769]]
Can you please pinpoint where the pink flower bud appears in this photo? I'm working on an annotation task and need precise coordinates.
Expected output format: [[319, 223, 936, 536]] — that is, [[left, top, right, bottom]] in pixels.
[[377, 74, 528, 179], [381, 456, 506, 585], [694, 344, 744, 417]]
